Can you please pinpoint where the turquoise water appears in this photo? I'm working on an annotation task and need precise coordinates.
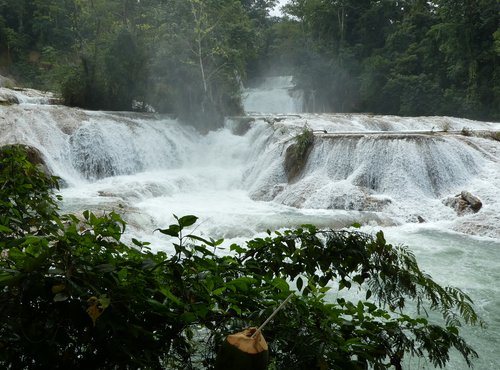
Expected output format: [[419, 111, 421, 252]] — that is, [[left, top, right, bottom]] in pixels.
[[384, 227, 500, 369]]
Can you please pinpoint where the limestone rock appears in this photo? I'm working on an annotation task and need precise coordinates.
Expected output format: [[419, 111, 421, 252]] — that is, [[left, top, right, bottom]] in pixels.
[[0, 89, 19, 105], [460, 191, 482, 212], [443, 191, 482, 216], [284, 140, 314, 182]]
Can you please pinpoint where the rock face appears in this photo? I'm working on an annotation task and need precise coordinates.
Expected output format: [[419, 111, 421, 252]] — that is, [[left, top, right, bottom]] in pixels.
[[0, 89, 20, 105], [443, 191, 483, 216], [284, 142, 311, 182], [284, 131, 314, 183]]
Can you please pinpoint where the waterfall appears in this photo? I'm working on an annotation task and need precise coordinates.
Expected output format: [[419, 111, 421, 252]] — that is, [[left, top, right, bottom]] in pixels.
[[249, 134, 483, 202], [1, 103, 499, 235], [2, 85, 500, 369], [242, 76, 304, 113]]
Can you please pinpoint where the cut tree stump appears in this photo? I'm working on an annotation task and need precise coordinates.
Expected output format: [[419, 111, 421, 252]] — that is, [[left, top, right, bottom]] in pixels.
[[214, 327, 269, 370]]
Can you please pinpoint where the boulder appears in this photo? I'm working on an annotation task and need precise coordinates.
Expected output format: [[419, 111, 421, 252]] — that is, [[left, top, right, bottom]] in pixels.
[[443, 191, 482, 216], [227, 116, 255, 136], [460, 191, 482, 212], [0, 89, 19, 105]]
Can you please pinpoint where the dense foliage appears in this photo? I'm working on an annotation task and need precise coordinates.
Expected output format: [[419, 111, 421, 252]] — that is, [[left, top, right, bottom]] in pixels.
[[1, 1, 499, 122], [0, 147, 483, 369], [0, 0, 275, 128], [272, 0, 500, 121]]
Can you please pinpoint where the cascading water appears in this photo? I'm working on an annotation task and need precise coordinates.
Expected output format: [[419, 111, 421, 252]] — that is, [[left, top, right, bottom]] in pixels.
[[1, 83, 500, 369], [242, 76, 304, 113]]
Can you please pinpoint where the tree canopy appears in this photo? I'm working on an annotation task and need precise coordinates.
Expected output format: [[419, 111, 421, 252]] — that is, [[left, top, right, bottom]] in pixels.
[[273, 0, 500, 120]]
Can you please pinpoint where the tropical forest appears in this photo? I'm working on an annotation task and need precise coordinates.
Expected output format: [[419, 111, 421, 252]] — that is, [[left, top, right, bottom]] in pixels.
[[1, 1, 500, 369]]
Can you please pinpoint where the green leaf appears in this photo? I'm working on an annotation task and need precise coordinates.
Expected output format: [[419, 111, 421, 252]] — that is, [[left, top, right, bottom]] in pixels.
[[0, 269, 18, 284], [157, 225, 180, 237], [159, 287, 182, 306], [180, 312, 197, 323], [230, 243, 245, 253], [272, 277, 290, 292], [188, 234, 213, 246], [54, 293, 69, 302], [0, 225, 13, 233], [117, 268, 128, 281], [131, 238, 143, 246], [376, 231, 386, 246], [229, 304, 242, 315], [212, 287, 226, 295], [228, 277, 256, 292], [95, 264, 115, 273], [178, 215, 198, 228]]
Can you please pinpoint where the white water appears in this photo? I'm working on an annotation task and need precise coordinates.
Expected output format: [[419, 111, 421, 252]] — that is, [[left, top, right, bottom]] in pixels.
[[242, 76, 304, 113], [1, 84, 500, 369]]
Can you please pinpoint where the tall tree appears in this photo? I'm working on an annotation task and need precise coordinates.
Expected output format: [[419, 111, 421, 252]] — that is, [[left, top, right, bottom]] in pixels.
[[148, 0, 261, 128]]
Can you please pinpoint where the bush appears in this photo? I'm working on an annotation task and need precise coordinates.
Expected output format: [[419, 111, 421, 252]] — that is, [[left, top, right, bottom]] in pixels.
[[0, 146, 481, 369]]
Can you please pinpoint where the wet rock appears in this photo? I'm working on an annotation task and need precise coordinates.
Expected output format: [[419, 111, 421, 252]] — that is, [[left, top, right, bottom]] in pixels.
[[0, 89, 19, 105], [284, 130, 314, 183], [227, 117, 255, 135], [460, 191, 482, 212], [443, 191, 482, 216]]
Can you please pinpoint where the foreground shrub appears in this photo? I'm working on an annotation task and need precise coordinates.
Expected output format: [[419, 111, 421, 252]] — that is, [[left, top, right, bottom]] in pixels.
[[0, 146, 481, 369]]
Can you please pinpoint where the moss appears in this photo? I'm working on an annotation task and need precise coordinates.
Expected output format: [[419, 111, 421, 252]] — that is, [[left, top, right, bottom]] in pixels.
[[489, 131, 500, 141]]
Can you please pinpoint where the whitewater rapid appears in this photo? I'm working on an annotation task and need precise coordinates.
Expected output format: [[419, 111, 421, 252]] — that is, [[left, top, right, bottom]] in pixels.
[[1, 82, 500, 369]]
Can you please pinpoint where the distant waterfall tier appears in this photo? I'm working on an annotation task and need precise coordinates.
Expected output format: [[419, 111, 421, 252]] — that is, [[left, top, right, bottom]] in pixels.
[[68, 119, 188, 180], [242, 76, 304, 114]]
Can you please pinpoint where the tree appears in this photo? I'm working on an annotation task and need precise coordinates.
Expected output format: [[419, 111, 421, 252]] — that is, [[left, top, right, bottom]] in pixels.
[[428, 0, 500, 119], [275, 0, 500, 119], [0, 146, 482, 369], [146, 0, 262, 129]]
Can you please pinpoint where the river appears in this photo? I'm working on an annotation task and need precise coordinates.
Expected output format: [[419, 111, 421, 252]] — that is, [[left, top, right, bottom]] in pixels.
[[1, 79, 499, 369]]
